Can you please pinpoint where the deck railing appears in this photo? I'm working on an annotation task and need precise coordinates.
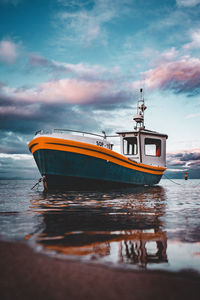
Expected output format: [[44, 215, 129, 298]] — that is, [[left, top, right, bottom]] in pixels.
[[35, 128, 118, 138], [54, 129, 105, 138]]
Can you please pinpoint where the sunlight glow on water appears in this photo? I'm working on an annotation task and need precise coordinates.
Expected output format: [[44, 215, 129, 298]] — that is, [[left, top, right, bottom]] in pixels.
[[0, 179, 200, 273]]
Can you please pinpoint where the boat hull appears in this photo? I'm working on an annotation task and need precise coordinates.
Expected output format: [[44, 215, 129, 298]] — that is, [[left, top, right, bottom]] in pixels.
[[32, 148, 163, 190]]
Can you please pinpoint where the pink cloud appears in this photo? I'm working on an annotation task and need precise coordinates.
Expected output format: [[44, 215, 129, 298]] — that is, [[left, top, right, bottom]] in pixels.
[[1, 78, 114, 104], [38, 79, 111, 103], [133, 57, 200, 94], [0, 39, 17, 64]]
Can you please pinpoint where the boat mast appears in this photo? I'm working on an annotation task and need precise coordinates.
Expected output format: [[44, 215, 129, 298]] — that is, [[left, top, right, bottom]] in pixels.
[[133, 88, 147, 130]]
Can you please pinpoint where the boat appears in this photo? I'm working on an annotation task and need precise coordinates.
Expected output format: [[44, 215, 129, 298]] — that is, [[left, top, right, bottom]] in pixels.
[[28, 89, 168, 190]]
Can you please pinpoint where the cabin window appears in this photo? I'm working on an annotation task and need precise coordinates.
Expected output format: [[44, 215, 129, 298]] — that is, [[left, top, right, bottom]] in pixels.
[[123, 137, 138, 155], [145, 138, 161, 157]]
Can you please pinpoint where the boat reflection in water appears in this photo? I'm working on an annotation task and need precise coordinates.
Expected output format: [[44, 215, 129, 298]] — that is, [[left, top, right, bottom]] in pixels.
[[118, 230, 167, 267], [29, 186, 168, 269]]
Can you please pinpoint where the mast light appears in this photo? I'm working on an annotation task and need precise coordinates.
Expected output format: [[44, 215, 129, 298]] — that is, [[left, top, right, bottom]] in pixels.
[[133, 88, 147, 130]]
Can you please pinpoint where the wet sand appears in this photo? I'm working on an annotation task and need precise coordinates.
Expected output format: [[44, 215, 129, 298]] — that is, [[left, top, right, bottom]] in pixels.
[[0, 240, 200, 300]]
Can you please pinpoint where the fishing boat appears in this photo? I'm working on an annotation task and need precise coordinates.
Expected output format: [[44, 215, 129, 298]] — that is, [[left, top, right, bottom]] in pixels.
[[28, 89, 168, 190]]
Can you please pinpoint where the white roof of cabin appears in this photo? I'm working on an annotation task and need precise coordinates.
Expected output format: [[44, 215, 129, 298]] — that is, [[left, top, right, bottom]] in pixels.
[[116, 129, 168, 139]]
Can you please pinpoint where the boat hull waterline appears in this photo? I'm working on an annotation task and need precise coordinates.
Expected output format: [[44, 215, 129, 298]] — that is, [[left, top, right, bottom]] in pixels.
[[29, 137, 166, 190]]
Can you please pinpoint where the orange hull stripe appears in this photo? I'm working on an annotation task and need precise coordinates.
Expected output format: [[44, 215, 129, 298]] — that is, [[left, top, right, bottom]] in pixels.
[[29, 137, 166, 175]]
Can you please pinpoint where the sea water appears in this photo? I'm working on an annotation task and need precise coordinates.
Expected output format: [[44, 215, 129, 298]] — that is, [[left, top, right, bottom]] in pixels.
[[0, 179, 200, 273]]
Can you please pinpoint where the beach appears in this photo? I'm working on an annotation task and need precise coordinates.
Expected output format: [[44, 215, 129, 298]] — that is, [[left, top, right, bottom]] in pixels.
[[1, 240, 200, 300]]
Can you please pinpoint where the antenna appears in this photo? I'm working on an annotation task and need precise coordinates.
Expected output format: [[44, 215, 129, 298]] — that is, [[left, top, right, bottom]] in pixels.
[[133, 88, 147, 130]]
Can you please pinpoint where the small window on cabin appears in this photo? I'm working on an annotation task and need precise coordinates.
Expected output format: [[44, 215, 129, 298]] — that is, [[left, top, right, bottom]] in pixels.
[[145, 138, 161, 157], [123, 137, 138, 155]]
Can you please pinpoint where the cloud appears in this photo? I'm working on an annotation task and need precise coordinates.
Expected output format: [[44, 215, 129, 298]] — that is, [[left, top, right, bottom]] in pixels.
[[55, 0, 131, 46], [187, 161, 200, 168], [157, 47, 179, 62], [0, 45, 134, 146], [183, 30, 200, 49], [179, 152, 200, 162], [28, 54, 119, 79], [1, 78, 118, 104], [167, 149, 200, 168], [166, 168, 186, 172], [149, 47, 179, 67], [166, 149, 200, 178], [0, 153, 39, 179], [56, 0, 112, 45], [38, 79, 113, 103], [167, 160, 186, 167], [0, 74, 131, 106], [176, 0, 200, 7], [0, 77, 132, 138], [134, 57, 200, 96], [0, 153, 31, 160], [0, 131, 29, 154], [0, 95, 99, 135], [0, 39, 18, 64]]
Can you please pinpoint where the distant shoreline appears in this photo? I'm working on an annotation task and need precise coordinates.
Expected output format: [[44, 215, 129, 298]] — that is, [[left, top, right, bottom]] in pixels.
[[1, 240, 200, 300]]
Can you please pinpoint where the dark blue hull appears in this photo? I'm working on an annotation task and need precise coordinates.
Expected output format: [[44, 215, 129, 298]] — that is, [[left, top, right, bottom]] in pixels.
[[33, 149, 162, 190]]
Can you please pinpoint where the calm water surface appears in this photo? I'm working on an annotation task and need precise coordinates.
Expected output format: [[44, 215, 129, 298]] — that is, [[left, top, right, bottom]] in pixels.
[[0, 179, 200, 273]]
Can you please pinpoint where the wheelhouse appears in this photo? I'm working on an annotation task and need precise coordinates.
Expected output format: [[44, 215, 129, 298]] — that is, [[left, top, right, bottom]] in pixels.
[[117, 130, 168, 168]]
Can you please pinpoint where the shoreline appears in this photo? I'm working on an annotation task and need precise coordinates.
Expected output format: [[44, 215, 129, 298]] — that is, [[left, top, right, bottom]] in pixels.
[[1, 240, 200, 300]]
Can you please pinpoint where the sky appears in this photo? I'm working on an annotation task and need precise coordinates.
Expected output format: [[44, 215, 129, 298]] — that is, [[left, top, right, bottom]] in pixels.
[[0, 0, 200, 179]]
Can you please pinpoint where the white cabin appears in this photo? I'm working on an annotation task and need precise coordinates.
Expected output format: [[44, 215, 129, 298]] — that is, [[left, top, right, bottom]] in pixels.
[[117, 129, 168, 168]]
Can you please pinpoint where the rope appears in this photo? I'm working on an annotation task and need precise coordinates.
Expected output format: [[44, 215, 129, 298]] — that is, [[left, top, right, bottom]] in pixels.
[[31, 178, 42, 190], [163, 173, 182, 185], [164, 173, 200, 187]]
